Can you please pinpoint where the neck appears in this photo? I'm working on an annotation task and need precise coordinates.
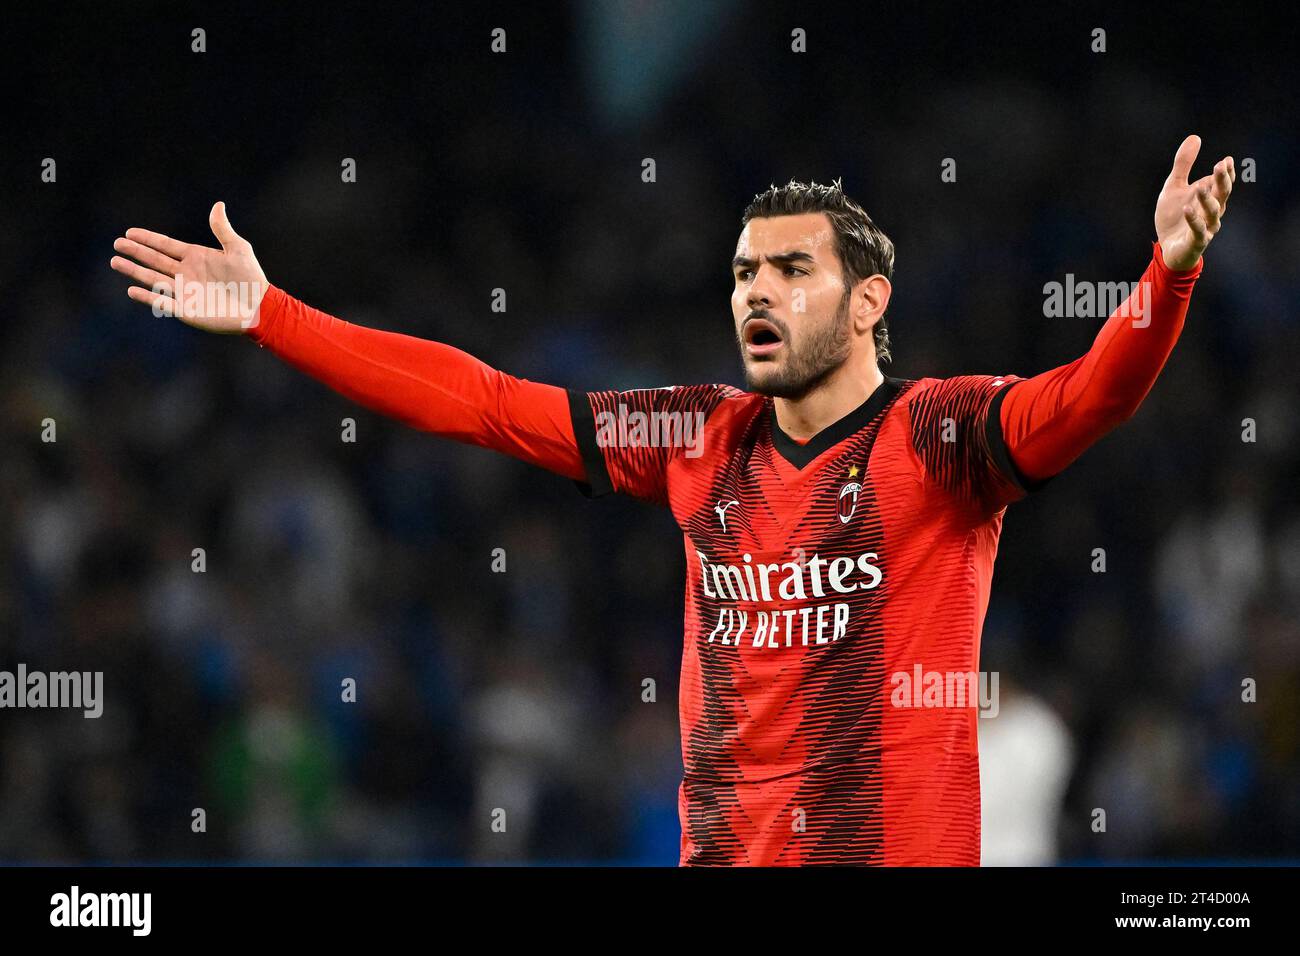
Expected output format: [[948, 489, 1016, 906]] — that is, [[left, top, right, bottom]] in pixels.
[[773, 355, 885, 442]]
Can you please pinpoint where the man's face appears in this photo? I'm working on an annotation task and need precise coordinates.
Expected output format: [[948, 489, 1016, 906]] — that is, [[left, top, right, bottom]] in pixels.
[[731, 212, 853, 399]]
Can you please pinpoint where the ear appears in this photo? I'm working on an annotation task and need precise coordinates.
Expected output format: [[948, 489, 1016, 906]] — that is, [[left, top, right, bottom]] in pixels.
[[852, 274, 892, 335]]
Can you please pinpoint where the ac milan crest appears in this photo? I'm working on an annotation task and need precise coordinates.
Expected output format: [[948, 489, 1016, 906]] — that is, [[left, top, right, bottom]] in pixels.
[[838, 464, 862, 525]]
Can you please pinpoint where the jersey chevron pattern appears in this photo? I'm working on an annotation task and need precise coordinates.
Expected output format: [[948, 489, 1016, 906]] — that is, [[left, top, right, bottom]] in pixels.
[[569, 374, 1031, 865]]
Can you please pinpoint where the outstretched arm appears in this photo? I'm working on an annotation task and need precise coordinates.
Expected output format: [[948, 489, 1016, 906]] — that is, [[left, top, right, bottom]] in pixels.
[[999, 135, 1234, 485], [247, 287, 585, 479], [110, 203, 585, 481]]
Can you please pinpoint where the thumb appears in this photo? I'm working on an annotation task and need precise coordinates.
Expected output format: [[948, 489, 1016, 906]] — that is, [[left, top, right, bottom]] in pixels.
[[209, 201, 245, 250], [1166, 134, 1201, 187]]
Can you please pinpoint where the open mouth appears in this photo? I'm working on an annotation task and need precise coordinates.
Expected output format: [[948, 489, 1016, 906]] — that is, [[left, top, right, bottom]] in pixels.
[[743, 318, 785, 356]]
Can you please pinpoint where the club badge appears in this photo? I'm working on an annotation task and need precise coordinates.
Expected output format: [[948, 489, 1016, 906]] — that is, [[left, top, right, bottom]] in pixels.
[[838, 464, 861, 525]]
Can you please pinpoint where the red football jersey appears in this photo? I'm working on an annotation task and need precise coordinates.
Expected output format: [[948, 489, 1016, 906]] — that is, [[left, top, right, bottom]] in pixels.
[[569, 374, 1033, 865]]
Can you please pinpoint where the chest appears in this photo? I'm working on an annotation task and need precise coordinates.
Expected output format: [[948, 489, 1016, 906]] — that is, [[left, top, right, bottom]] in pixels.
[[673, 412, 929, 558]]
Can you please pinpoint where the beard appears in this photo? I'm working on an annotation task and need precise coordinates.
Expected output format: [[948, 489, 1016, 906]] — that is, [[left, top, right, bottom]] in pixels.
[[740, 285, 852, 400]]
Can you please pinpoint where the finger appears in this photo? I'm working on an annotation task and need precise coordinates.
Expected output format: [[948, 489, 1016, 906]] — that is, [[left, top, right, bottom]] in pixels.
[[112, 236, 181, 278], [111, 256, 176, 295], [123, 227, 191, 261], [209, 201, 246, 252], [1167, 134, 1201, 186], [1183, 203, 1209, 245], [1190, 158, 1232, 209], [126, 284, 177, 317], [1213, 158, 1233, 213], [1196, 187, 1222, 232]]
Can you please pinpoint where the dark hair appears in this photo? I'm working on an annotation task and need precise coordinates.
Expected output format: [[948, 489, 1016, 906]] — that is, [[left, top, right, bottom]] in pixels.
[[741, 177, 895, 364]]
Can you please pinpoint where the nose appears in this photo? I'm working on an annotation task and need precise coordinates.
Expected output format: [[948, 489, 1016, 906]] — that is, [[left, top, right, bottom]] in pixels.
[[747, 263, 781, 310]]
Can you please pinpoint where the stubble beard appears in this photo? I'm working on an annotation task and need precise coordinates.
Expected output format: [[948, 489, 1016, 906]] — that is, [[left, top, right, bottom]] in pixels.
[[741, 285, 853, 400]]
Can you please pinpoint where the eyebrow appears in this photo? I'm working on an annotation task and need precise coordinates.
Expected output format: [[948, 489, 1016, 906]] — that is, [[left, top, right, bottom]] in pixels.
[[731, 250, 816, 270]]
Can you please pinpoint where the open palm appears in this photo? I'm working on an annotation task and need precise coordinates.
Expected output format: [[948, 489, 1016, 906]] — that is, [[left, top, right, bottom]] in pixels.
[[1155, 135, 1234, 271], [110, 201, 270, 333]]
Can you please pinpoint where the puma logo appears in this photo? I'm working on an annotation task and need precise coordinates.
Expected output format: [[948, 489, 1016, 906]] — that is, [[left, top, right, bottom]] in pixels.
[[714, 499, 739, 533]]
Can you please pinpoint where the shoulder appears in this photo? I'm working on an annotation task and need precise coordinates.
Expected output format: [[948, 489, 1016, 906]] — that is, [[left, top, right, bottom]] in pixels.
[[648, 383, 763, 422], [888, 373, 1031, 507], [890, 374, 1024, 434], [900, 373, 1021, 407], [579, 382, 753, 424]]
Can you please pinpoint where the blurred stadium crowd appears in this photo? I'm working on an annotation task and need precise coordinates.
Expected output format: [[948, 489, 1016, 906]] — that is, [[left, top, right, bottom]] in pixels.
[[1, 3, 1297, 863]]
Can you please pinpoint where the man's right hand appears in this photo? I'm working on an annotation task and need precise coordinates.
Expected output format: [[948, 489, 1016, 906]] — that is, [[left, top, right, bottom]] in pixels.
[[110, 201, 270, 333]]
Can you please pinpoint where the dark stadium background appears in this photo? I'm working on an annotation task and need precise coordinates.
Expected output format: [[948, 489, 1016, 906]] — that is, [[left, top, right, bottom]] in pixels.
[[1, 1, 1296, 864]]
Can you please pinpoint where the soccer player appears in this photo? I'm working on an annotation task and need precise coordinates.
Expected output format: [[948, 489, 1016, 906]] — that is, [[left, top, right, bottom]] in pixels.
[[110, 135, 1232, 865]]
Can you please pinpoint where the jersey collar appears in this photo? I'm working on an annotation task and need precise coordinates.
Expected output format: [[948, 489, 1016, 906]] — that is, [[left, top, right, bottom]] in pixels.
[[769, 376, 904, 470]]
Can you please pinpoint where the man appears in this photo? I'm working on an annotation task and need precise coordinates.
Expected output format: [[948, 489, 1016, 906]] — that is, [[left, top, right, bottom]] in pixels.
[[110, 135, 1233, 865]]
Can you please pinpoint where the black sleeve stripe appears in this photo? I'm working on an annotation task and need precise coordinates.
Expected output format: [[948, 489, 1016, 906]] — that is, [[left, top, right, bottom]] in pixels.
[[567, 389, 614, 499], [985, 381, 1051, 495]]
